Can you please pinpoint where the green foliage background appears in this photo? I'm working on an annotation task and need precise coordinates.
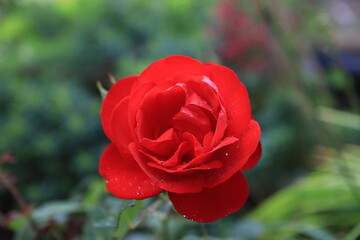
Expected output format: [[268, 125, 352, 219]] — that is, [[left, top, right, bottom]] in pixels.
[[0, 0, 359, 239]]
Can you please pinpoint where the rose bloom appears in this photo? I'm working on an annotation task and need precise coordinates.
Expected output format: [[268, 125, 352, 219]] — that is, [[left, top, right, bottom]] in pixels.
[[99, 55, 261, 222]]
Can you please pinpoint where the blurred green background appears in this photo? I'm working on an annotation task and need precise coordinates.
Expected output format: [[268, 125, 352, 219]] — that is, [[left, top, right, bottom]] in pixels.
[[0, 0, 359, 239]]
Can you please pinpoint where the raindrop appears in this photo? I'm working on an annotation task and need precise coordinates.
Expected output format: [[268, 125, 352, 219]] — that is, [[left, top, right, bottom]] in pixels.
[[225, 153, 229, 156]]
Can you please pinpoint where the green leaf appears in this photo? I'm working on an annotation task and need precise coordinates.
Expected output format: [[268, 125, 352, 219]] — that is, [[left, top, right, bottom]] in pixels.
[[345, 222, 360, 240], [31, 201, 82, 224], [248, 146, 360, 238], [14, 221, 36, 240], [83, 178, 107, 207], [114, 200, 143, 239], [82, 197, 143, 240], [317, 106, 360, 131], [7, 215, 28, 231]]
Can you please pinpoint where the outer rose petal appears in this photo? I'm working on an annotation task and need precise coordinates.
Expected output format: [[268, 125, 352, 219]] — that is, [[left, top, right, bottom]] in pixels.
[[169, 171, 248, 223], [241, 142, 262, 171], [99, 143, 163, 200], [205, 120, 261, 188], [205, 63, 251, 137], [139, 55, 209, 85], [101, 76, 138, 140], [110, 97, 133, 156]]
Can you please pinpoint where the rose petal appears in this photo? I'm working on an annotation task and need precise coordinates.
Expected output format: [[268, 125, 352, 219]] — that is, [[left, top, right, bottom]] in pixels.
[[182, 132, 203, 156], [184, 136, 238, 169], [129, 142, 205, 193], [202, 131, 214, 152], [141, 128, 180, 156], [211, 108, 228, 147], [139, 56, 209, 85], [205, 120, 261, 188], [136, 82, 185, 140], [101, 76, 138, 140], [143, 136, 238, 171], [241, 142, 262, 171], [169, 171, 248, 223], [147, 160, 222, 173], [144, 141, 191, 168], [172, 105, 214, 141], [184, 86, 213, 111], [110, 97, 133, 156], [206, 63, 251, 137], [171, 72, 220, 114], [99, 143, 163, 200], [128, 82, 155, 140]]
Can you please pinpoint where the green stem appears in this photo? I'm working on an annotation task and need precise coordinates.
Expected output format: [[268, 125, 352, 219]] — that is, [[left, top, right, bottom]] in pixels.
[[0, 171, 38, 232], [200, 224, 211, 240], [345, 221, 360, 240]]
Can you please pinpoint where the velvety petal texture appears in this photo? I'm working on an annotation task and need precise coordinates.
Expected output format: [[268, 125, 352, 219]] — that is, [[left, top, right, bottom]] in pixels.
[[99, 144, 163, 199], [169, 171, 248, 222], [100, 76, 138, 140], [99, 55, 262, 223]]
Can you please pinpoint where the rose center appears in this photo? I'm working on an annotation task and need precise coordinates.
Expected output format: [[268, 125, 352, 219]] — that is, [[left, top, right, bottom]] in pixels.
[[172, 104, 215, 143]]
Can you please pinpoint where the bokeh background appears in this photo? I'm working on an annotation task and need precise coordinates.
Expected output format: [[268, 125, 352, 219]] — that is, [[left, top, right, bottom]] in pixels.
[[1, 0, 360, 239]]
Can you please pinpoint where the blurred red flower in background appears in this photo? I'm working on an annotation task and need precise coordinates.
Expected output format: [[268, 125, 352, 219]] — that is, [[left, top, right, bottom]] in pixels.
[[212, 0, 269, 72]]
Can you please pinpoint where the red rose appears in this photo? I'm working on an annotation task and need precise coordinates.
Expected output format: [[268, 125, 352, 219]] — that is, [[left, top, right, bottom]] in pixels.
[[99, 55, 261, 222]]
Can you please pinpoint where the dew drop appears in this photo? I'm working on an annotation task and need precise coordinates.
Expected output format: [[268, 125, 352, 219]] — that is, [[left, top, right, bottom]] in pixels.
[[225, 153, 229, 156]]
